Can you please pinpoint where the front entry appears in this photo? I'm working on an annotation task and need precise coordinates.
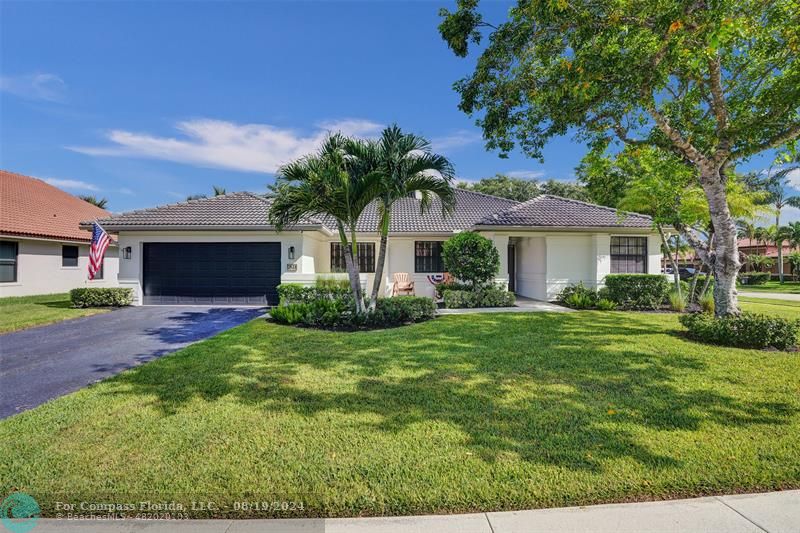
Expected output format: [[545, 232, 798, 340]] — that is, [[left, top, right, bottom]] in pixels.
[[142, 242, 281, 305], [507, 243, 516, 293]]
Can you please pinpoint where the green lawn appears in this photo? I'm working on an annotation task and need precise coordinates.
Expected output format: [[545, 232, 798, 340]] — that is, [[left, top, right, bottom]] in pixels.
[[738, 280, 800, 294], [1, 310, 798, 518], [740, 296, 800, 319], [0, 293, 108, 333]]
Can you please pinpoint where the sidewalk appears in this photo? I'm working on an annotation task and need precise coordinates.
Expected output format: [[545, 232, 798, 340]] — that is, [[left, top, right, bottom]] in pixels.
[[739, 291, 800, 302], [31, 490, 799, 532]]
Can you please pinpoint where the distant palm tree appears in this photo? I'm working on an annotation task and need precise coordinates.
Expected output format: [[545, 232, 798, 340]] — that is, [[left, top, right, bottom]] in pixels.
[[78, 195, 108, 209], [186, 186, 227, 201], [746, 254, 775, 273], [760, 166, 800, 282], [352, 125, 456, 309], [269, 134, 383, 313]]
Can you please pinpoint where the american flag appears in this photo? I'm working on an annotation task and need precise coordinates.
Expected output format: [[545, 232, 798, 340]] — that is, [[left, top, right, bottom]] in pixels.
[[88, 222, 111, 280]]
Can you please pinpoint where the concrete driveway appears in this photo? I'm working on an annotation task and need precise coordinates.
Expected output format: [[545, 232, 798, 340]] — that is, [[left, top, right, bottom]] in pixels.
[[0, 306, 265, 418]]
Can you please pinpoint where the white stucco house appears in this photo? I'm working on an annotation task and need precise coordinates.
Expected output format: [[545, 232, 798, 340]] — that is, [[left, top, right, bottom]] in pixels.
[[0, 170, 119, 298], [82, 189, 661, 306]]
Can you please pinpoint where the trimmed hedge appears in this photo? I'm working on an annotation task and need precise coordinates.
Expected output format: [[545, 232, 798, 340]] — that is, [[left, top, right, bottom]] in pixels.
[[277, 283, 351, 305], [443, 288, 515, 308], [680, 312, 800, 350], [70, 288, 133, 308], [270, 296, 436, 330], [738, 272, 770, 285], [604, 274, 670, 310]]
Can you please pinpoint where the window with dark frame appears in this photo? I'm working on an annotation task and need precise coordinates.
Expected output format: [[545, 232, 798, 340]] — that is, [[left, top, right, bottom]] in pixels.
[[330, 242, 375, 273], [610, 236, 648, 274], [0, 241, 18, 283], [62, 245, 79, 267], [415, 241, 445, 273]]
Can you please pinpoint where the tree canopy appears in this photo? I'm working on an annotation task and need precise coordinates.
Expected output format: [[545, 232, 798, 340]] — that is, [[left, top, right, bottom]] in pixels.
[[458, 173, 589, 201]]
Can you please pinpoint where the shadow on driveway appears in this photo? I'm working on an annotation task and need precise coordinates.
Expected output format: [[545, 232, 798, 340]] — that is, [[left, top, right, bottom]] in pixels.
[[0, 306, 265, 418]]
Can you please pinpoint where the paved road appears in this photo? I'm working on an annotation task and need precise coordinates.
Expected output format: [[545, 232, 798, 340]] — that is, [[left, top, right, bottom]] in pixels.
[[30, 490, 800, 532], [0, 306, 265, 418], [739, 291, 800, 302]]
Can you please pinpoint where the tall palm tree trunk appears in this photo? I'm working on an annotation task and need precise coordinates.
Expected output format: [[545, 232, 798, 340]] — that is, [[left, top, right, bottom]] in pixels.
[[777, 213, 784, 283], [370, 232, 389, 311], [338, 223, 364, 314]]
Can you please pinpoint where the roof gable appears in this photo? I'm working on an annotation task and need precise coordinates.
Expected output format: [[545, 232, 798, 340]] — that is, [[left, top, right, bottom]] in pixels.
[[0, 170, 111, 242]]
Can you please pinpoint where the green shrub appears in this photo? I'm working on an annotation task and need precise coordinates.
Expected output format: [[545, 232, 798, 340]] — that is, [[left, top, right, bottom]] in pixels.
[[699, 292, 715, 314], [277, 283, 351, 305], [366, 297, 437, 326], [564, 292, 595, 309], [301, 299, 352, 328], [269, 303, 309, 325], [443, 288, 515, 308], [595, 298, 618, 311], [679, 312, 800, 350], [434, 281, 473, 294], [604, 274, 669, 310], [315, 275, 351, 290], [441, 231, 500, 288], [668, 289, 687, 312], [556, 282, 598, 308], [70, 288, 133, 308], [738, 272, 770, 285]]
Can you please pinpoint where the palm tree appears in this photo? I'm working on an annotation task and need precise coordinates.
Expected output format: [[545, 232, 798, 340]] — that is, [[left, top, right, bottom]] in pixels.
[[354, 125, 456, 309], [78, 195, 108, 209], [737, 220, 758, 270], [760, 165, 800, 282], [746, 254, 774, 273], [269, 134, 382, 313], [212, 185, 226, 196], [786, 221, 800, 251]]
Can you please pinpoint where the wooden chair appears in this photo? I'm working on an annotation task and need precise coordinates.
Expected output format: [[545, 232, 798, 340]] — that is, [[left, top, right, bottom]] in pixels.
[[392, 273, 415, 296]]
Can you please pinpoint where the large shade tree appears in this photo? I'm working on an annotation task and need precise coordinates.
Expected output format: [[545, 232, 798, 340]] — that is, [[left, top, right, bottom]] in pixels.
[[355, 125, 456, 310], [439, 0, 800, 315], [269, 134, 382, 313]]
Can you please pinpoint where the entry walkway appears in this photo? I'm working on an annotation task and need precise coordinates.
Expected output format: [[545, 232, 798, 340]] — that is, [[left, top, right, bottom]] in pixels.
[[30, 490, 799, 532], [437, 295, 572, 314]]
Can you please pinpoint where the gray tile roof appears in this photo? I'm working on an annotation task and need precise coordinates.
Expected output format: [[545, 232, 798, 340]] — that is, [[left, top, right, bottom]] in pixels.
[[90, 189, 652, 233], [90, 192, 325, 230], [476, 195, 653, 228], [320, 189, 519, 233]]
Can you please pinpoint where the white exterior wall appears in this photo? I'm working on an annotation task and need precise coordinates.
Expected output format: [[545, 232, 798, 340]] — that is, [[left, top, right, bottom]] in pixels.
[[112, 228, 662, 305], [0, 237, 119, 298]]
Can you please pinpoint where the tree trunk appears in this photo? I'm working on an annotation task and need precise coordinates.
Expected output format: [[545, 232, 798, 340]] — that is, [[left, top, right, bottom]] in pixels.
[[777, 212, 784, 283], [369, 231, 389, 311], [658, 225, 681, 299], [688, 264, 702, 304], [699, 269, 713, 299], [699, 167, 741, 317], [337, 223, 364, 314]]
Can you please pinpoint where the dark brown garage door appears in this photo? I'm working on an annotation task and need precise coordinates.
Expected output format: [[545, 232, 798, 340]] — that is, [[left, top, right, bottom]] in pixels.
[[143, 242, 281, 305]]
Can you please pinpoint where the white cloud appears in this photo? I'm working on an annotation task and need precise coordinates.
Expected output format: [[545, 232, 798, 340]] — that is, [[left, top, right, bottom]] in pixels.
[[68, 118, 383, 174], [43, 177, 99, 191], [1, 73, 66, 102], [507, 170, 546, 180], [786, 168, 800, 190], [430, 129, 482, 153]]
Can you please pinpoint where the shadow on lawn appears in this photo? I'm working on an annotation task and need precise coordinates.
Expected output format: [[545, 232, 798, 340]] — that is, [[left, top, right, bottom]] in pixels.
[[104, 312, 795, 473]]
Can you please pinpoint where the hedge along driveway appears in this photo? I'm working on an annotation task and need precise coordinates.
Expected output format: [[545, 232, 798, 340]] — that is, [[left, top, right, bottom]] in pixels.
[[0, 306, 265, 418]]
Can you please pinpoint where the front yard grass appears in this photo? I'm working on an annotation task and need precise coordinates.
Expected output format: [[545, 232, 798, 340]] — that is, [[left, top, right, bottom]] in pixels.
[[1, 311, 798, 518], [0, 293, 108, 333], [740, 296, 800, 319], [738, 280, 800, 294]]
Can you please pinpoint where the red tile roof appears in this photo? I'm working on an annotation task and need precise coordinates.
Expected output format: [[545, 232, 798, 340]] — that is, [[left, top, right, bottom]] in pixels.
[[0, 170, 110, 242]]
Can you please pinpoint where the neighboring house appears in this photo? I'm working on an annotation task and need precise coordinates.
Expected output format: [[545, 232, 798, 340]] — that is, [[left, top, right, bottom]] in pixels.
[[738, 238, 795, 276], [0, 170, 119, 297], [85, 189, 660, 306]]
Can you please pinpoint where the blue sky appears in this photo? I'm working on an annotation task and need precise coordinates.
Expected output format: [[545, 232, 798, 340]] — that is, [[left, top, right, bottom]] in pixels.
[[1, 1, 795, 222]]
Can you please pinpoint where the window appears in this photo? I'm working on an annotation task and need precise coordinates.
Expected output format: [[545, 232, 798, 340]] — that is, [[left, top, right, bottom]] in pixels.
[[62, 245, 79, 267], [93, 258, 104, 280], [610, 236, 647, 274], [330, 242, 375, 273], [415, 241, 445, 273], [0, 241, 18, 283]]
